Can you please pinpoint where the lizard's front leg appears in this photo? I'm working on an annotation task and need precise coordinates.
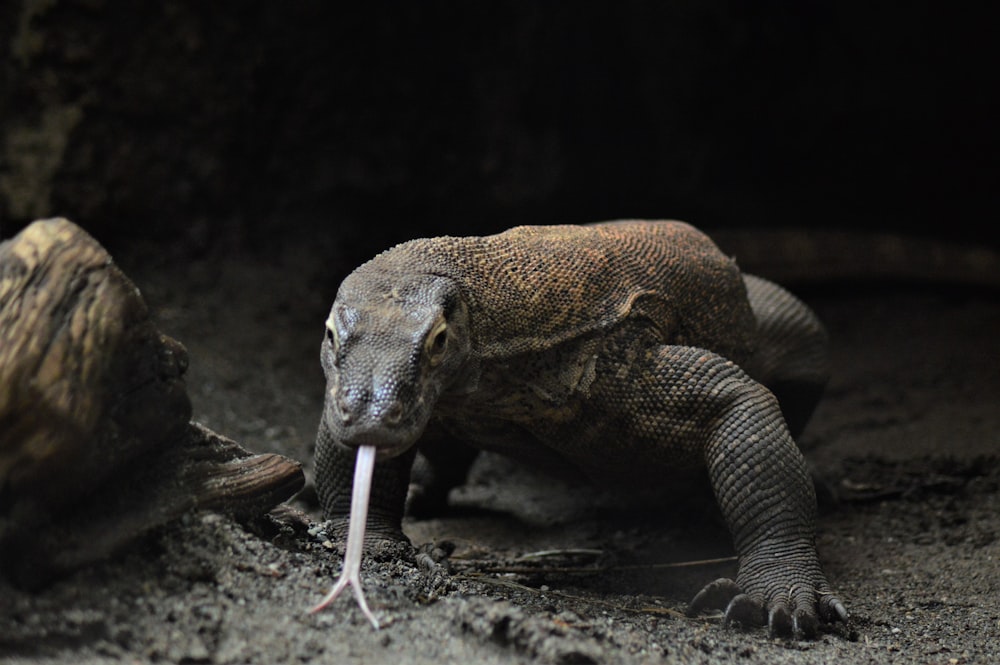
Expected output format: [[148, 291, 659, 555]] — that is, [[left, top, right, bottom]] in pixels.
[[622, 346, 848, 636], [311, 421, 416, 627], [313, 420, 416, 543]]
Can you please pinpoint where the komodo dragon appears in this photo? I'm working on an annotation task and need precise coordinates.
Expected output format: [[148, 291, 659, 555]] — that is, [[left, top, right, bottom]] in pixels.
[[309, 220, 849, 637]]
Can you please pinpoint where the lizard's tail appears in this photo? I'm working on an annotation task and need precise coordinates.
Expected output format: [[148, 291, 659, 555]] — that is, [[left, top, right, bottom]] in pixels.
[[711, 229, 1000, 289]]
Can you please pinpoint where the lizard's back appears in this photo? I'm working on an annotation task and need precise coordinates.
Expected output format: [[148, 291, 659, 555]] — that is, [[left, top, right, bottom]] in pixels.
[[343, 220, 757, 362]]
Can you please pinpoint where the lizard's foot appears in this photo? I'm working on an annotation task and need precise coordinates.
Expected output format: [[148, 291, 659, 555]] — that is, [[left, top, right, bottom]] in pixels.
[[324, 516, 411, 555], [686, 548, 848, 638]]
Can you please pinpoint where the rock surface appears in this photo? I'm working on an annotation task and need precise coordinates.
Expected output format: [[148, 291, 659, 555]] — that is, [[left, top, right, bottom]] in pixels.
[[0, 219, 304, 587]]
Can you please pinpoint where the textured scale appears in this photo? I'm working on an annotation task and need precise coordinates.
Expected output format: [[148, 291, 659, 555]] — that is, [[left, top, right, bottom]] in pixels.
[[312, 220, 846, 636], [339, 222, 757, 361]]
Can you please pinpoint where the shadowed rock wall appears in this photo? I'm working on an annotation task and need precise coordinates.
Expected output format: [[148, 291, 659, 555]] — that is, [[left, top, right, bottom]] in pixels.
[[1, 2, 996, 257]]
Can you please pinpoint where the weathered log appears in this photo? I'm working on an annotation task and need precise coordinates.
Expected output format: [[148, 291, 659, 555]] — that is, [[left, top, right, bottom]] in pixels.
[[0, 218, 304, 587]]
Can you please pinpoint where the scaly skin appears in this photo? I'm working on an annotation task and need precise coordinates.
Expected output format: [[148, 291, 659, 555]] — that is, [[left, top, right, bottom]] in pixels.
[[311, 220, 846, 636]]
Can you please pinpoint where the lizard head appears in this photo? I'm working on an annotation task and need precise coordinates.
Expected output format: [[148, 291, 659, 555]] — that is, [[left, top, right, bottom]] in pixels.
[[320, 272, 471, 459]]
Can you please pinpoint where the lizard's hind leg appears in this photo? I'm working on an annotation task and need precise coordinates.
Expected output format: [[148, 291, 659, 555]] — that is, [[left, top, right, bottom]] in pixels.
[[741, 274, 829, 439]]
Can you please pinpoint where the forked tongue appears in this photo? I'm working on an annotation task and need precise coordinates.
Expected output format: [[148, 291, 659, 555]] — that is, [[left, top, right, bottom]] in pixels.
[[309, 444, 380, 628]]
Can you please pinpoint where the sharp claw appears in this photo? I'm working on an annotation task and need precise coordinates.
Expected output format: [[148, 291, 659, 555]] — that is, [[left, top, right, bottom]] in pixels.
[[310, 445, 381, 629], [830, 598, 849, 623], [687, 578, 742, 616], [817, 593, 849, 624], [724, 593, 765, 629], [768, 605, 793, 637], [792, 609, 819, 639]]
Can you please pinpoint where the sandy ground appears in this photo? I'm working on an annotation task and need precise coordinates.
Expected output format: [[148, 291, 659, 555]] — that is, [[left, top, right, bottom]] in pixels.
[[1, 236, 998, 665]]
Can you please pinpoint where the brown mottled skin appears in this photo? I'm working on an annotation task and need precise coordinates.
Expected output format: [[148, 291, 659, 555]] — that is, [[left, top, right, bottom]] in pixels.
[[314, 220, 847, 636]]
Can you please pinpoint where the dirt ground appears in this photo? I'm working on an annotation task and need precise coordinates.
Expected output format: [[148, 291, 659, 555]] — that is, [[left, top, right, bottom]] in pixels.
[[1, 233, 998, 665]]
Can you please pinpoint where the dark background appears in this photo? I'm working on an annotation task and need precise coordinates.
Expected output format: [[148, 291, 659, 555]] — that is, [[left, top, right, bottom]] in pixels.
[[2, 6, 1000, 663], [1, 1, 997, 268]]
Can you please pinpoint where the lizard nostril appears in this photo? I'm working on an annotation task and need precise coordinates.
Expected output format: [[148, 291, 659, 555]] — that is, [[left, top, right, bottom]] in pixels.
[[335, 392, 355, 424], [382, 400, 404, 426]]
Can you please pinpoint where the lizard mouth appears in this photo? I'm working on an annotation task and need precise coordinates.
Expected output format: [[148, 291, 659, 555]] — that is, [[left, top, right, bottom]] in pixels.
[[337, 435, 414, 461], [323, 411, 419, 461], [370, 441, 415, 461]]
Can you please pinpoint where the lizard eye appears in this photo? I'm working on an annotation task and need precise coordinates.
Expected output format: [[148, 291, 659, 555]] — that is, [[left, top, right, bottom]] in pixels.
[[425, 316, 448, 365], [325, 324, 339, 351]]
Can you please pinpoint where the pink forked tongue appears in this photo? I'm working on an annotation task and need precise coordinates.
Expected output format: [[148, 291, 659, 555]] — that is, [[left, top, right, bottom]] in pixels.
[[309, 445, 380, 629]]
